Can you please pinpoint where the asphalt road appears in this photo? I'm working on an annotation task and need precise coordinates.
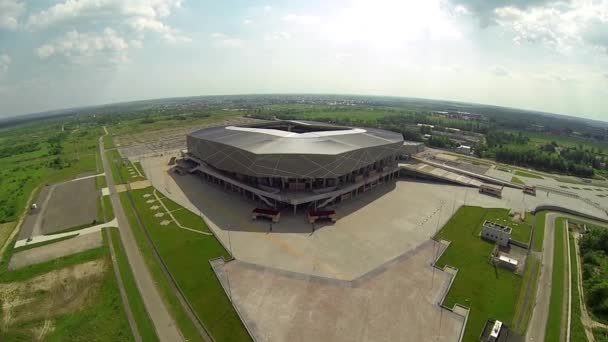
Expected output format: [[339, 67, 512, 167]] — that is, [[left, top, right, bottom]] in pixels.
[[99, 133, 183, 342], [526, 212, 558, 342]]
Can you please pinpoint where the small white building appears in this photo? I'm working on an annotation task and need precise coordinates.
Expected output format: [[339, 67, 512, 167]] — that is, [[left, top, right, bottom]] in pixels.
[[481, 221, 512, 247], [495, 254, 518, 271], [456, 145, 471, 154]]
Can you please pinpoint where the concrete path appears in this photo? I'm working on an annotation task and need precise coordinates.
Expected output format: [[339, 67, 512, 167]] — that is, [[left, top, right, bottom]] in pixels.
[[527, 212, 559, 342], [69, 173, 105, 182], [99, 132, 183, 342], [9, 231, 102, 270], [14, 218, 117, 248]]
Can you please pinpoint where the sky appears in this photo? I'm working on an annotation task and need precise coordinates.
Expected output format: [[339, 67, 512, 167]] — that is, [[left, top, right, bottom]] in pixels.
[[0, 0, 607, 120]]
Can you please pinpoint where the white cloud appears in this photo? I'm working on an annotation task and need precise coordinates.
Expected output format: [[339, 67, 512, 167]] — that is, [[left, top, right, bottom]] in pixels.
[[36, 28, 131, 64], [490, 1, 608, 54], [264, 31, 291, 41], [0, 54, 11, 73], [130, 17, 190, 42], [0, 0, 25, 30], [491, 66, 510, 77], [263, 5, 272, 12], [282, 14, 321, 25], [243, 19, 252, 25], [26, 0, 188, 43], [210, 33, 243, 48]]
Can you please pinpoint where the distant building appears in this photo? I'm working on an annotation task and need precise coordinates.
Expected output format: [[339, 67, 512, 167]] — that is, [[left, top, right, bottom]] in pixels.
[[481, 220, 512, 246], [479, 184, 503, 198], [401, 141, 425, 157], [456, 145, 472, 154]]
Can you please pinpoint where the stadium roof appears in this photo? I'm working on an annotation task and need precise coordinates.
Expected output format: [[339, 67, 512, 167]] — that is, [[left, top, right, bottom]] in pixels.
[[188, 120, 403, 155]]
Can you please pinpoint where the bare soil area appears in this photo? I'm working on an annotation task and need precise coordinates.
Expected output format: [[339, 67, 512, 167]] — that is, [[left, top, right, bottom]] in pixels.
[[0, 259, 106, 333]]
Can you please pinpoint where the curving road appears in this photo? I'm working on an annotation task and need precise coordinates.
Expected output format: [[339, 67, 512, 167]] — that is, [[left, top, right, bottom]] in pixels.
[[99, 131, 183, 342]]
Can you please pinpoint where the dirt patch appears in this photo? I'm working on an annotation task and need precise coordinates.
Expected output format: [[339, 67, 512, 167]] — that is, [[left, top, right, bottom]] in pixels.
[[42, 178, 98, 234], [0, 259, 106, 331], [9, 232, 102, 270]]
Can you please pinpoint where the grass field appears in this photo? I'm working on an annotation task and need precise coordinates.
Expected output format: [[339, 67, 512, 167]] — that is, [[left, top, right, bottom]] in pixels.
[[515, 170, 544, 179], [497, 166, 512, 173], [0, 221, 16, 254], [107, 227, 159, 342], [122, 187, 251, 342], [511, 176, 525, 185], [156, 193, 211, 233], [102, 195, 114, 222], [594, 329, 608, 341], [103, 133, 115, 149], [532, 212, 547, 252], [545, 217, 567, 342], [434, 206, 524, 341], [570, 234, 589, 342], [96, 174, 107, 189], [0, 122, 100, 224], [107, 149, 134, 185]]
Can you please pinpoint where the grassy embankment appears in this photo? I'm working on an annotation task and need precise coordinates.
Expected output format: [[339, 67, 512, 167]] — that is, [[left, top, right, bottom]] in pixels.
[[545, 217, 567, 341], [107, 227, 159, 341], [569, 233, 588, 342], [515, 170, 544, 179], [511, 176, 525, 185], [119, 187, 251, 342]]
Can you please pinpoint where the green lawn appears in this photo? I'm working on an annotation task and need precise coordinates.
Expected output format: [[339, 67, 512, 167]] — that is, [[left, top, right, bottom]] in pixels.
[[119, 191, 205, 342], [133, 161, 145, 177], [96, 174, 107, 189], [107, 227, 159, 342], [511, 176, 525, 185], [103, 134, 115, 149], [101, 195, 114, 222], [156, 192, 185, 212], [594, 329, 608, 341], [532, 212, 547, 252], [107, 149, 136, 184], [515, 170, 544, 179], [545, 217, 567, 342], [434, 206, 524, 341], [570, 234, 589, 342], [122, 187, 250, 342]]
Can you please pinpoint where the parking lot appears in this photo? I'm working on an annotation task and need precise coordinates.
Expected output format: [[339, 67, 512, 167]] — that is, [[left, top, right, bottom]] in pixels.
[[42, 177, 98, 234], [213, 240, 465, 342]]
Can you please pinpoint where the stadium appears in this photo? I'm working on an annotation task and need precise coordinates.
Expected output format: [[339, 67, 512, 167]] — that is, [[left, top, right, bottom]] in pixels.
[[183, 120, 407, 215]]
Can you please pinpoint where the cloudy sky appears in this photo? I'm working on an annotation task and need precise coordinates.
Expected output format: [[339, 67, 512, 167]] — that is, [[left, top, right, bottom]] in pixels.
[[0, 0, 607, 120]]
